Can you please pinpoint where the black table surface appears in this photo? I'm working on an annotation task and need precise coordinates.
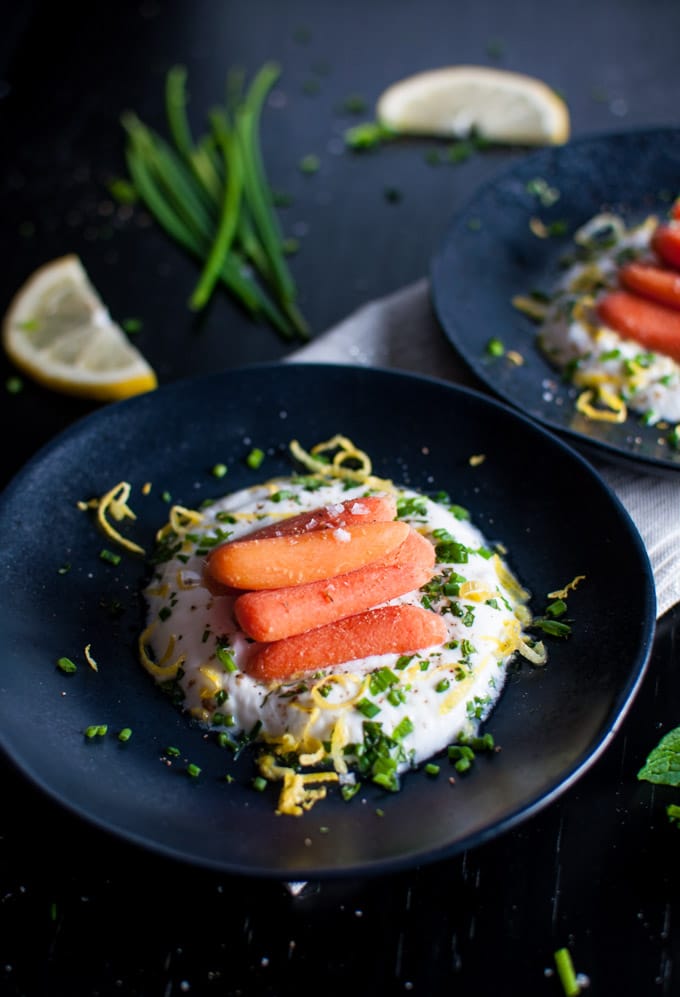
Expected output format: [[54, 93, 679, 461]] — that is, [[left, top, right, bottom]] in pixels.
[[1, 3, 679, 995]]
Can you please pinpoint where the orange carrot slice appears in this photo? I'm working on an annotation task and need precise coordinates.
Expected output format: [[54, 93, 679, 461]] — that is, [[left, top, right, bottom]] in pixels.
[[596, 290, 680, 363], [234, 528, 436, 642], [240, 494, 398, 541], [203, 494, 397, 594], [652, 223, 680, 271], [618, 261, 680, 312], [246, 603, 447, 682], [207, 520, 410, 590]]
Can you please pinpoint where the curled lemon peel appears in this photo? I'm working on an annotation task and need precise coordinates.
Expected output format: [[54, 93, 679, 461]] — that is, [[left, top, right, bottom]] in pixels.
[[84, 643, 98, 672], [458, 579, 494, 603], [512, 294, 548, 322], [311, 672, 368, 710], [198, 665, 222, 699], [516, 634, 547, 666], [155, 504, 204, 543], [88, 481, 145, 556], [576, 387, 627, 423], [289, 435, 394, 490], [493, 555, 530, 605], [138, 622, 185, 680], [329, 717, 349, 775], [258, 754, 339, 816], [548, 575, 586, 599]]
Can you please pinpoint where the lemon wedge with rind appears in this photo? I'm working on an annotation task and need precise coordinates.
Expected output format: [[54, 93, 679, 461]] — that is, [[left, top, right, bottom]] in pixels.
[[376, 65, 570, 146], [2, 255, 157, 402]]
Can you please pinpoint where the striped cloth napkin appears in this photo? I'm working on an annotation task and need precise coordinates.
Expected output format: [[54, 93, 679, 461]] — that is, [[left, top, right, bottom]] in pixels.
[[287, 278, 680, 618]]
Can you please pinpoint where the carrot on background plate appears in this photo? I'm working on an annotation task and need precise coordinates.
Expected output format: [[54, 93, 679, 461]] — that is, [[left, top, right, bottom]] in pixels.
[[652, 223, 680, 271], [618, 261, 680, 312], [246, 603, 448, 683], [596, 290, 680, 363], [234, 527, 436, 642], [207, 520, 410, 590]]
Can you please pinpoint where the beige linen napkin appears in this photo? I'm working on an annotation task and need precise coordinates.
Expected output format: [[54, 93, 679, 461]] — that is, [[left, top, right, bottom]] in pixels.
[[287, 278, 680, 619]]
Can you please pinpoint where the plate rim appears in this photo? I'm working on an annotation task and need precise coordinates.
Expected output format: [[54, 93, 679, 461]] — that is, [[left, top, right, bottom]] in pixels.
[[0, 361, 658, 878]]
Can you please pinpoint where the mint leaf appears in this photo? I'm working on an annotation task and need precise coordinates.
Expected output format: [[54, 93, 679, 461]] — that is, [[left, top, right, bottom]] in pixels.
[[637, 727, 680, 786]]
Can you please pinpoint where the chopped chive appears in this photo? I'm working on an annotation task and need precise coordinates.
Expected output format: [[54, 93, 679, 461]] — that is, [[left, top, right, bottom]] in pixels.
[[100, 548, 122, 565], [84, 724, 108, 738], [554, 947, 581, 996], [186, 763, 202, 778], [57, 656, 77, 674], [117, 727, 133, 742], [212, 463, 228, 478], [246, 447, 265, 469], [252, 775, 268, 792]]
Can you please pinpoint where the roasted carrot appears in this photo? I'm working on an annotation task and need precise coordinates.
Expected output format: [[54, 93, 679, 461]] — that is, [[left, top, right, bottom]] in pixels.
[[234, 528, 436, 641], [596, 290, 680, 363], [246, 603, 447, 682], [240, 494, 397, 541], [652, 223, 680, 270], [618, 261, 680, 312], [207, 520, 410, 590], [203, 494, 397, 593]]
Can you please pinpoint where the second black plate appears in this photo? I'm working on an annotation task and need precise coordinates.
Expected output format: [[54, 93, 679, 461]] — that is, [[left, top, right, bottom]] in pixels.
[[430, 126, 680, 476]]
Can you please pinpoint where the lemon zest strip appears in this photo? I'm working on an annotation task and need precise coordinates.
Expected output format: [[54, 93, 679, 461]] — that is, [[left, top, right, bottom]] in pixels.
[[95, 481, 145, 555], [138, 622, 185, 680], [289, 436, 394, 490], [548, 575, 586, 599]]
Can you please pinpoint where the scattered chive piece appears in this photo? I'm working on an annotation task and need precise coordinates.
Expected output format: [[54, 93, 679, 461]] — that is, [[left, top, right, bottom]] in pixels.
[[57, 656, 77, 675], [107, 177, 138, 204], [84, 724, 108, 738], [5, 376, 23, 394], [299, 153, 320, 174], [424, 763, 440, 776], [212, 463, 228, 478], [486, 337, 505, 357], [246, 447, 265, 469], [118, 727, 133, 742], [165, 745, 181, 757], [57, 563, 71, 575], [100, 548, 122, 566], [186, 763, 201, 778], [121, 317, 143, 333], [252, 776, 268, 792], [554, 947, 581, 996]]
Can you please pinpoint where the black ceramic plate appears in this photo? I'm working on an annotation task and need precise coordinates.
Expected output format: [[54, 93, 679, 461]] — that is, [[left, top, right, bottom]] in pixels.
[[430, 126, 680, 476], [0, 363, 656, 879]]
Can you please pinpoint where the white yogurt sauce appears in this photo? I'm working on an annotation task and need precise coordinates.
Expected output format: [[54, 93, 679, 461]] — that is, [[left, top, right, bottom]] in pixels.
[[537, 213, 680, 424], [142, 476, 536, 802]]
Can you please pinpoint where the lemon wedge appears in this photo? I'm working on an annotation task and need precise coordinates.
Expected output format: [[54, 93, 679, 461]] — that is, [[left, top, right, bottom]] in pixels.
[[2, 255, 157, 401], [376, 65, 570, 146]]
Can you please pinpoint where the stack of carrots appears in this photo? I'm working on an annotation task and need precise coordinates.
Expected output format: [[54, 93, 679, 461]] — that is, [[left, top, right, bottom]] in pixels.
[[597, 198, 680, 362], [205, 495, 446, 683]]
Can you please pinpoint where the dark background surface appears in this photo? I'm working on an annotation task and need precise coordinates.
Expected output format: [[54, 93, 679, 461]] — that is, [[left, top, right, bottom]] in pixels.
[[1, 2, 679, 994]]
